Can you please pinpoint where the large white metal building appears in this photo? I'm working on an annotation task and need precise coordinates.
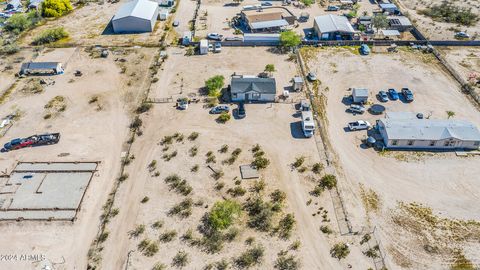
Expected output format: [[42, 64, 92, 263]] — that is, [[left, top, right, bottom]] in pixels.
[[112, 0, 159, 33], [377, 112, 480, 150]]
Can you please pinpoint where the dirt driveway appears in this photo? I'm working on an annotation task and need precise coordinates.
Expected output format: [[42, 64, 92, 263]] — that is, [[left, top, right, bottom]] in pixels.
[[303, 47, 480, 269]]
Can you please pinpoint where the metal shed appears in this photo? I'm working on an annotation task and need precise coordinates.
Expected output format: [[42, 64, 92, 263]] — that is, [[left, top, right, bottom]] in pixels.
[[112, 0, 159, 33], [292, 76, 304, 92], [352, 88, 368, 104], [20, 62, 64, 75]]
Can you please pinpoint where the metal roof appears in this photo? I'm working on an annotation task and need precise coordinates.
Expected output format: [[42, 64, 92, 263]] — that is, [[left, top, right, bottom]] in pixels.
[[250, 19, 288, 30], [113, 0, 158, 21], [380, 118, 480, 141], [379, 3, 397, 9], [231, 77, 276, 95], [352, 88, 368, 97], [388, 16, 412, 26], [314, 15, 355, 34], [21, 62, 61, 71], [381, 29, 400, 36]]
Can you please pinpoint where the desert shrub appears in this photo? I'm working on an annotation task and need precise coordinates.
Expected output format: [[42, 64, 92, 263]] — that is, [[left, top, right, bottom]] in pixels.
[[136, 102, 152, 114], [360, 233, 371, 245], [217, 112, 231, 123], [130, 116, 143, 129], [227, 186, 246, 197], [219, 144, 229, 153], [277, 213, 296, 239], [211, 170, 224, 180], [160, 135, 174, 145], [234, 245, 265, 268], [191, 164, 199, 172], [223, 227, 240, 242], [148, 160, 157, 171], [252, 156, 270, 169], [97, 231, 109, 243], [152, 262, 167, 270], [292, 156, 305, 168], [118, 173, 129, 182], [289, 240, 301, 250], [312, 163, 323, 174], [5, 13, 31, 34], [250, 179, 266, 193], [188, 132, 199, 141], [215, 181, 225, 190], [330, 242, 350, 260], [164, 175, 192, 196], [232, 148, 242, 156], [168, 198, 193, 218], [205, 75, 225, 97], [320, 174, 337, 189], [320, 225, 332, 234], [141, 196, 149, 203], [208, 200, 242, 231], [420, 2, 479, 26], [172, 251, 189, 268], [274, 254, 300, 270], [32, 27, 69, 45], [152, 220, 164, 229], [160, 230, 178, 242], [139, 239, 159, 257], [244, 197, 274, 231], [41, 0, 73, 17], [215, 259, 229, 270], [365, 246, 379, 258], [0, 42, 20, 55], [129, 224, 146, 238], [270, 189, 286, 204]]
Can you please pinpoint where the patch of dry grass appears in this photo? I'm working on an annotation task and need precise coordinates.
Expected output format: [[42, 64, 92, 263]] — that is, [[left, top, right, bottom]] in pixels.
[[359, 184, 381, 213]]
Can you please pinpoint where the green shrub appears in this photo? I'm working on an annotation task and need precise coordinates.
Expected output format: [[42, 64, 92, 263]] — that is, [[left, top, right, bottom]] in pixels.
[[217, 112, 231, 123], [320, 174, 337, 190], [32, 27, 69, 45], [188, 132, 199, 141], [5, 14, 32, 34], [252, 156, 270, 169], [159, 230, 177, 242], [41, 0, 73, 18], [270, 189, 286, 203], [205, 75, 225, 97], [172, 251, 189, 268], [234, 245, 265, 268], [277, 213, 296, 239], [208, 200, 242, 231], [312, 163, 324, 174], [320, 225, 332, 234], [274, 254, 300, 270], [330, 242, 350, 260], [244, 197, 274, 231], [292, 156, 305, 168], [168, 198, 193, 218]]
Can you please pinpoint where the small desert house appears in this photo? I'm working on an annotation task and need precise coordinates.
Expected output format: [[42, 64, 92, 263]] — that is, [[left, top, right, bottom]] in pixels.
[[230, 76, 276, 102], [20, 62, 64, 75], [112, 0, 159, 33], [377, 114, 480, 150], [313, 15, 356, 40]]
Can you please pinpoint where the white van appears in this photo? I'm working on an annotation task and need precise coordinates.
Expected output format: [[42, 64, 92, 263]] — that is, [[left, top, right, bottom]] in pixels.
[[301, 111, 315, 138]]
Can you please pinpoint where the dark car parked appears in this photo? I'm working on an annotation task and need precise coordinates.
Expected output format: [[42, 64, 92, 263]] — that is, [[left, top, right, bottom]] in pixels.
[[388, 88, 399, 100], [237, 103, 246, 119], [401, 87, 414, 102]]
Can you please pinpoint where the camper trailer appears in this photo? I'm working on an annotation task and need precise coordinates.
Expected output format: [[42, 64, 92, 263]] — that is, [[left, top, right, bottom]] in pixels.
[[301, 111, 315, 138]]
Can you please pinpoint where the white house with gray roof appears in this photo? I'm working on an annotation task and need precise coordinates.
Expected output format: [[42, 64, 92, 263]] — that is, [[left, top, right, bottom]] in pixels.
[[112, 0, 159, 33], [377, 114, 480, 150], [230, 76, 276, 102], [313, 14, 356, 40]]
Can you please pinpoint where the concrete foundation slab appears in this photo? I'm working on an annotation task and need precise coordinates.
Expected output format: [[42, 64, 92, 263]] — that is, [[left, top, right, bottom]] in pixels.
[[240, 165, 259, 179]]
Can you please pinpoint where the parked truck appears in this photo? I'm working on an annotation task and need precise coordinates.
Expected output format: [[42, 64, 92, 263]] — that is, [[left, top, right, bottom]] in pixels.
[[2, 133, 60, 152], [301, 111, 315, 138]]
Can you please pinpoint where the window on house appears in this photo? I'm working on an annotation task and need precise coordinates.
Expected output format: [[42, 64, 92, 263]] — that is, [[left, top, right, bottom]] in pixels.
[[429, 141, 436, 146], [407, 140, 414, 146], [392, 140, 398, 146]]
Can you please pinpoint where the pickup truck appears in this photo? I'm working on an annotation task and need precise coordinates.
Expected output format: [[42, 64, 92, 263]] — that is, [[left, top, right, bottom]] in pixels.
[[348, 120, 371, 131]]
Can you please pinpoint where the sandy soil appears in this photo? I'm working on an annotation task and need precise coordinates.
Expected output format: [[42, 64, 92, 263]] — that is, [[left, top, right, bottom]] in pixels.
[[0, 47, 155, 270], [20, 1, 166, 47], [303, 47, 480, 269], [93, 47, 380, 270], [397, 0, 480, 40]]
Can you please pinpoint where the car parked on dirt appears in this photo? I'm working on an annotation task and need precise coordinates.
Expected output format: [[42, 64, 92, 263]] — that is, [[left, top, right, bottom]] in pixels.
[[214, 42, 222, 53], [348, 104, 366, 114], [210, 105, 230, 114], [378, 90, 389, 102], [348, 120, 371, 131], [360, 44, 370, 55], [327, 5, 340, 11], [388, 88, 399, 100], [307, 72, 317, 81], [207, 33, 223, 41], [401, 87, 414, 102]]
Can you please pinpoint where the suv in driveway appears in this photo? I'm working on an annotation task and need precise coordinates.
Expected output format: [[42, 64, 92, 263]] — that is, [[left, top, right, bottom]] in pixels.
[[207, 33, 223, 41], [401, 87, 414, 102], [348, 104, 365, 114]]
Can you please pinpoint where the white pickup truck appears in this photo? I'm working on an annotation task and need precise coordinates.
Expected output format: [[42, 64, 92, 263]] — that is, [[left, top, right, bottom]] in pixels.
[[301, 111, 315, 138], [348, 120, 371, 131]]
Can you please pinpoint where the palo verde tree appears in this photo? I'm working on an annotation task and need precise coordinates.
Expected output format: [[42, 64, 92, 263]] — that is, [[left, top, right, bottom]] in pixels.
[[372, 14, 389, 33], [208, 200, 242, 231], [280, 30, 301, 51], [205, 75, 225, 97], [41, 0, 73, 18]]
